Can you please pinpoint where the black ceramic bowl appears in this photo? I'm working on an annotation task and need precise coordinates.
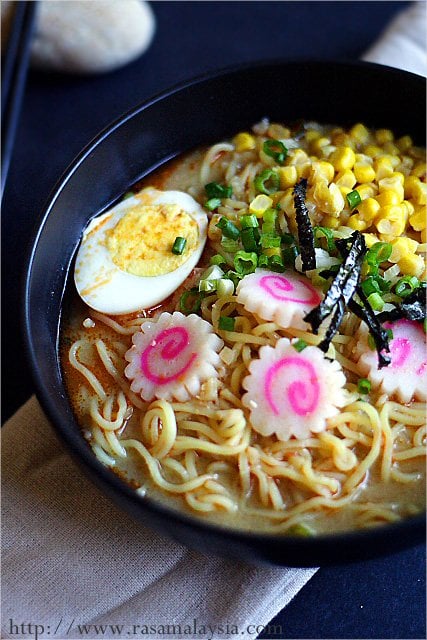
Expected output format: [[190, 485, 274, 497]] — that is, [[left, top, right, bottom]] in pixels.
[[24, 60, 426, 567]]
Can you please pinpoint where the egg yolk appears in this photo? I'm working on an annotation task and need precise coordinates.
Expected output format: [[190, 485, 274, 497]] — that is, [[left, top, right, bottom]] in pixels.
[[106, 204, 199, 276]]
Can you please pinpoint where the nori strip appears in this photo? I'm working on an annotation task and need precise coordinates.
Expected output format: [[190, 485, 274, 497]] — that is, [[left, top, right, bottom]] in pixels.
[[349, 288, 391, 369], [304, 231, 366, 334], [377, 286, 426, 323], [318, 297, 346, 352], [293, 178, 316, 271]]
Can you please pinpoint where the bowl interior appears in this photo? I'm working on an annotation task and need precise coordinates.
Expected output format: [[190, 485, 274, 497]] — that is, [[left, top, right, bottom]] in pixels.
[[24, 60, 426, 566]]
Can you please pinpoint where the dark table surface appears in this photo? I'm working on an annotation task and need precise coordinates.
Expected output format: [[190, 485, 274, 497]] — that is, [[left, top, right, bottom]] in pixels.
[[2, 2, 425, 638]]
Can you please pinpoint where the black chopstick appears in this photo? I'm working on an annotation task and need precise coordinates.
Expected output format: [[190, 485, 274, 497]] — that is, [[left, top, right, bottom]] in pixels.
[[1, 1, 38, 200]]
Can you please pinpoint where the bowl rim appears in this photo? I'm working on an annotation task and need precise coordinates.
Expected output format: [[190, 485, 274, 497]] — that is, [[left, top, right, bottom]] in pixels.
[[23, 57, 426, 561]]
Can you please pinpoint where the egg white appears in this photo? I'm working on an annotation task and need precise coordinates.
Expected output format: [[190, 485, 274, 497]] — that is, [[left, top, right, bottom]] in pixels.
[[74, 188, 208, 315]]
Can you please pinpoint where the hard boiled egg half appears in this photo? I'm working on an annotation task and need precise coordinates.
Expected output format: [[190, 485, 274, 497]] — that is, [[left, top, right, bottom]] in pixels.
[[74, 187, 208, 314]]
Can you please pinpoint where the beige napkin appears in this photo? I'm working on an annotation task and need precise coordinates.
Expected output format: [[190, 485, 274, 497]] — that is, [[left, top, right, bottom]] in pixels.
[[2, 4, 426, 639], [362, 1, 427, 76], [1, 398, 315, 640]]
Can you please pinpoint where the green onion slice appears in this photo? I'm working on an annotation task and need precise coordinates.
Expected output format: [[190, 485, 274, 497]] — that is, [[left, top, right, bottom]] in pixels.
[[205, 181, 232, 199], [367, 292, 385, 311], [219, 316, 235, 331], [234, 251, 258, 275], [254, 169, 280, 195], [261, 234, 281, 249], [313, 226, 336, 253], [240, 214, 259, 229], [241, 227, 260, 252], [205, 198, 222, 211], [293, 339, 307, 352], [268, 255, 286, 272], [263, 139, 288, 164], [172, 237, 187, 255], [394, 275, 420, 298], [366, 242, 392, 271], [216, 216, 240, 240], [346, 189, 362, 210], [357, 378, 371, 394], [210, 254, 227, 266], [179, 289, 203, 314]]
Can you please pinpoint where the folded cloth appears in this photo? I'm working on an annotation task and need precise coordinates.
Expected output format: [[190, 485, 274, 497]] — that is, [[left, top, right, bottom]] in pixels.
[[362, 1, 427, 76], [1, 397, 316, 640], [2, 4, 426, 639]]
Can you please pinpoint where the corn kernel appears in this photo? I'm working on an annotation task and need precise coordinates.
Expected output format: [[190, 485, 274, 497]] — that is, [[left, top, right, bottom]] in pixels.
[[364, 144, 382, 158], [378, 175, 405, 202], [411, 162, 426, 178], [311, 160, 335, 184], [362, 233, 380, 248], [348, 215, 368, 231], [305, 129, 321, 143], [375, 128, 394, 145], [404, 175, 427, 205], [397, 156, 414, 176], [339, 185, 352, 199], [312, 136, 331, 155], [350, 123, 370, 144], [354, 162, 376, 184], [389, 237, 419, 263], [358, 183, 378, 200], [332, 133, 355, 148], [375, 205, 407, 237], [295, 162, 311, 179], [383, 141, 400, 156], [396, 135, 412, 152], [329, 146, 356, 172], [233, 132, 256, 152], [313, 181, 345, 216], [268, 123, 290, 139], [278, 165, 298, 189], [374, 156, 393, 180], [279, 188, 295, 217], [357, 197, 381, 222], [322, 215, 340, 229], [288, 148, 309, 165], [335, 169, 357, 189], [402, 200, 415, 217], [375, 190, 402, 207], [398, 253, 425, 277], [409, 205, 427, 231], [249, 194, 273, 217], [320, 144, 336, 159]]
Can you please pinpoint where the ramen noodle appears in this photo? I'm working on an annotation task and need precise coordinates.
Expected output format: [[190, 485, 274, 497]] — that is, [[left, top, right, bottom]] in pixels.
[[61, 120, 426, 535]]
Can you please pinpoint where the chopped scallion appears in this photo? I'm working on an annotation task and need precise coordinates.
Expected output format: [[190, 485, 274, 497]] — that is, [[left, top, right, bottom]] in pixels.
[[394, 275, 420, 298], [221, 237, 240, 253], [241, 227, 260, 252], [234, 251, 258, 275], [216, 217, 240, 240], [258, 254, 269, 268], [210, 254, 227, 266], [198, 279, 217, 293], [313, 226, 336, 253], [261, 234, 281, 249], [205, 197, 222, 211], [254, 169, 280, 195], [281, 232, 295, 246], [179, 289, 203, 314], [283, 245, 299, 266], [361, 276, 381, 297], [217, 278, 234, 297], [346, 189, 362, 210], [263, 139, 288, 164], [219, 316, 235, 331], [205, 181, 232, 199], [172, 237, 186, 255], [240, 214, 259, 229], [366, 242, 392, 271], [357, 378, 371, 394], [268, 255, 285, 272], [367, 292, 385, 311], [293, 339, 307, 352]]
